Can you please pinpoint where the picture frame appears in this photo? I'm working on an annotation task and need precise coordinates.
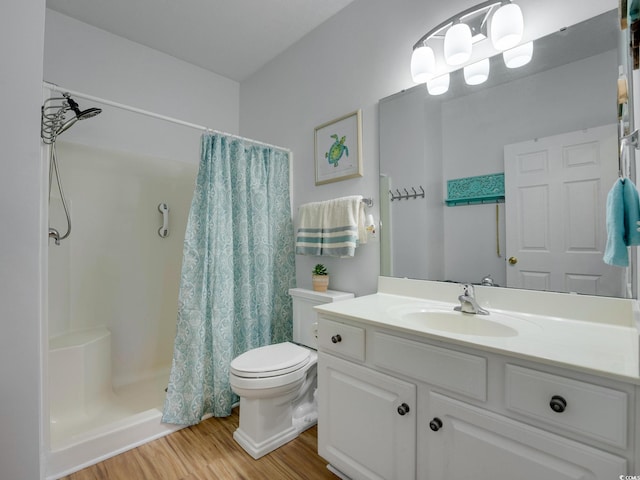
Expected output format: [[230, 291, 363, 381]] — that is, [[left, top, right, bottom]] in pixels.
[[314, 109, 363, 185]]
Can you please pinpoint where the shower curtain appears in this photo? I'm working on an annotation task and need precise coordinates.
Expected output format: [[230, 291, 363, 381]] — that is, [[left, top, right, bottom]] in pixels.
[[162, 133, 296, 424]]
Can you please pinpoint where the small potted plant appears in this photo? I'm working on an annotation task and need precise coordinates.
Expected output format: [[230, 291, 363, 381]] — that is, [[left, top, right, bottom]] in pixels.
[[312, 264, 329, 292]]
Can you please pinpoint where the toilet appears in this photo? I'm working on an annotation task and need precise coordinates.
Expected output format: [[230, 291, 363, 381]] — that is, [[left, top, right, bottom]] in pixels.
[[229, 287, 353, 459]]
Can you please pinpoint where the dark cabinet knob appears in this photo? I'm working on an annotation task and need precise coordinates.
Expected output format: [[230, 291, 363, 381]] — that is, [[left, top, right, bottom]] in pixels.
[[549, 395, 567, 413], [429, 417, 443, 431], [331, 334, 342, 344], [397, 403, 410, 416]]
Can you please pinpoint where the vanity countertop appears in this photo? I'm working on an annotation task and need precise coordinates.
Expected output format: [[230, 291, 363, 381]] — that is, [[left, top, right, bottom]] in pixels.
[[314, 278, 640, 384]]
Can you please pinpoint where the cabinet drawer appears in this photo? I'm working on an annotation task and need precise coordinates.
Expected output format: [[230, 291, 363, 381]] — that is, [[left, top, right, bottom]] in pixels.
[[318, 317, 365, 362], [428, 392, 627, 479], [505, 364, 628, 448], [372, 332, 486, 401]]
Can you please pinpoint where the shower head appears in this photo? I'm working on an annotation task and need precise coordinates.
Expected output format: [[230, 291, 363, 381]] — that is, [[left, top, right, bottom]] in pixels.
[[41, 93, 103, 144], [76, 107, 102, 120], [51, 95, 103, 137], [65, 95, 102, 120]]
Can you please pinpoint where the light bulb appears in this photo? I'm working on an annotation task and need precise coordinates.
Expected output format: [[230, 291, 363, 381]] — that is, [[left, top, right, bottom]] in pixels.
[[444, 23, 472, 66], [503, 41, 533, 68], [490, 3, 524, 51], [427, 73, 450, 96], [464, 58, 490, 85], [410, 45, 436, 83]]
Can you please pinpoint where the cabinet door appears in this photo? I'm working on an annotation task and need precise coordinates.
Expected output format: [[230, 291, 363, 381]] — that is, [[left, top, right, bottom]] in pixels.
[[318, 353, 416, 480], [427, 392, 626, 480]]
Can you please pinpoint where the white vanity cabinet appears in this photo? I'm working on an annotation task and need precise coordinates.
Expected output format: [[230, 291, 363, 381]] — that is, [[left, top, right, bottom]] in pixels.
[[316, 313, 635, 480], [319, 354, 416, 479], [318, 318, 417, 479]]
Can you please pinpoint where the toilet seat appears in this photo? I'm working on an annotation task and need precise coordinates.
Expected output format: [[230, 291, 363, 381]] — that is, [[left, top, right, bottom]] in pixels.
[[230, 342, 311, 379]]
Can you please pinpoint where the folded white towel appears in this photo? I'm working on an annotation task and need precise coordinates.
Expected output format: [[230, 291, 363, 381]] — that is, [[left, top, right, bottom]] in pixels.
[[295, 200, 325, 256], [295, 195, 366, 257]]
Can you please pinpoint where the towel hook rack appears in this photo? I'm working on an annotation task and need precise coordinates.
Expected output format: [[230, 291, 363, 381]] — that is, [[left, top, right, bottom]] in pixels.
[[388, 185, 425, 202]]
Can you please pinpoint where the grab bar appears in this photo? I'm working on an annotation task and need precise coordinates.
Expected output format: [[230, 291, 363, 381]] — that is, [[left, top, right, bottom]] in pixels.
[[158, 203, 169, 238]]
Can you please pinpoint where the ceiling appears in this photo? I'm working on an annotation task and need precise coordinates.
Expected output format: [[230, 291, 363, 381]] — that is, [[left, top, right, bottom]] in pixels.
[[45, 0, 355, 82]]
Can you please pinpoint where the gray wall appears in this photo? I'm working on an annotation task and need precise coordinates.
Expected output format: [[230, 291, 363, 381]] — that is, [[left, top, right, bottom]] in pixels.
[[239, 0, 614, 297], [1, 1, 46, 479]]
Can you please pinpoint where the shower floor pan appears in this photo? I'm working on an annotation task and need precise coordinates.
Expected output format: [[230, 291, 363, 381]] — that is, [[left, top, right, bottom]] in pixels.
[[47, 328, 183, 479]]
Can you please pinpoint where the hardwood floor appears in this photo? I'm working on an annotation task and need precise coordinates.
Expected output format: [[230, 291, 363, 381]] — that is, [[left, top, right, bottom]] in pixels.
[[62, 408, 337, 480]]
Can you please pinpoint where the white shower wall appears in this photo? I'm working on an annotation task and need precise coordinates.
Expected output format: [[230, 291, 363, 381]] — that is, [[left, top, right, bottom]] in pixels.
[[48, 142, 197, 387], [42, 10, 238, 474]]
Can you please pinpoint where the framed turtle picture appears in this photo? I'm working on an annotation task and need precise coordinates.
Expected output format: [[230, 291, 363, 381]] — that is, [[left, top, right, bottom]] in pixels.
[[314, 109, 363, 185]]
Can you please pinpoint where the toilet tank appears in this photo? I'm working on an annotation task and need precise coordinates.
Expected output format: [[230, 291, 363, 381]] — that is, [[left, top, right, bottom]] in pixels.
[[289, 288, 354, 349]]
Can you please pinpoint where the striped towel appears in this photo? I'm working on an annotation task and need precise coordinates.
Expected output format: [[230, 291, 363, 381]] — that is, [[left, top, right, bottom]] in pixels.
[[295, 195, 367, 257]]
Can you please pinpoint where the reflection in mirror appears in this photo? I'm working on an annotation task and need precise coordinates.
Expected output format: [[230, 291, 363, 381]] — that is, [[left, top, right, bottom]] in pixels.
[[379, 9, 635, 298]]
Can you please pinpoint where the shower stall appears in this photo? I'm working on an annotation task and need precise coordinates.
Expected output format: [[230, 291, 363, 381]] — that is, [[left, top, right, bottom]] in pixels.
[[43, 88, 199, 478]]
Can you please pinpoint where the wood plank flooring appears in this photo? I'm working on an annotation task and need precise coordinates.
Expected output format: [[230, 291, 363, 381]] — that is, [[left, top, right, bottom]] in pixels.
[[62, 408, 337, 480]]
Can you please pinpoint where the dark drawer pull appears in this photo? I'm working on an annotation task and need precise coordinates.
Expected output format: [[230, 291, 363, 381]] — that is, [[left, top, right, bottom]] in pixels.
[[397, 403, 410, 416], [331, 334, 342, 344], [429, 417, 443, 432], [549, 395, 567, 413]]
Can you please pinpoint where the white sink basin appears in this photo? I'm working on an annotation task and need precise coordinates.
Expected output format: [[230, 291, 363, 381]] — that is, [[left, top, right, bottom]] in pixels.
[[400, 310, 518, 337], [386, 303, 540, 338]]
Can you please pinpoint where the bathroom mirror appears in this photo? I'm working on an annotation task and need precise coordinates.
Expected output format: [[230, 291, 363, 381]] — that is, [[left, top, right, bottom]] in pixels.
[[379, 9, 635, 298]]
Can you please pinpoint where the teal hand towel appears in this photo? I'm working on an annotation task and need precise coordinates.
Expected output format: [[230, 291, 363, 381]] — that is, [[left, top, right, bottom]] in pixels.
[[604, 179, 628, 266], [623, 178, 640, 246]]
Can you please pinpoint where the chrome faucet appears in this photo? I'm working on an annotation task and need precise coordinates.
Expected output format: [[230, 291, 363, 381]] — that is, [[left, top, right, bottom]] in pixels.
[[454, 284, 489, 315], [480, 274, 495, 286]]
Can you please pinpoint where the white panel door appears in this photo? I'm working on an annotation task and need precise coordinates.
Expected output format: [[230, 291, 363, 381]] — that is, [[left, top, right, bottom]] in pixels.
[[504, 125, 622, 296], [318, 353, 416, 480]]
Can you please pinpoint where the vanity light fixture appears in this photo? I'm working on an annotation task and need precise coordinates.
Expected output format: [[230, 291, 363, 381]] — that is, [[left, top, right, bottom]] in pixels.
[[503, 41, 533, 68], [444, 22, 473, 65], [410, 45, 436, 83], [490, 2, 524, 50], [464, 58, 490, 85], [427, 73, 451, 96], [411, 0, 531, 95]]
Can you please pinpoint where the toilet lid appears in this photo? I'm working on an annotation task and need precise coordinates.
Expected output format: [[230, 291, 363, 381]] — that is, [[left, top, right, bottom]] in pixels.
[[230, 342, 311, 378]]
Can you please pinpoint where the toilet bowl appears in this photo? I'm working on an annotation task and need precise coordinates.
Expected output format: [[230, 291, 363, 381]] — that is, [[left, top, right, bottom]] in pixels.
[[229, 288, 353, 459], [230, 342, 318, 459]]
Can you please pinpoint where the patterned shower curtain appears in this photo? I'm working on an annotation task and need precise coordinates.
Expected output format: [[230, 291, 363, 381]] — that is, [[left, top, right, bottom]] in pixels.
[[162, 133, 296, 424]]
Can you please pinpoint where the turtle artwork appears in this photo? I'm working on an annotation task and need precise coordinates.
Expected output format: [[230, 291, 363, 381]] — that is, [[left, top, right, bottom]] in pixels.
[[325, 134, 349, 167]]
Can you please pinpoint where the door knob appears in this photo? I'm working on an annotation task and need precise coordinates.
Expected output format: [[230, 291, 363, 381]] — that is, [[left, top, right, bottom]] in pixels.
[[508, 256, 518, 265], [331, 334, 342, 344], [397, 403, 410, 416]]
